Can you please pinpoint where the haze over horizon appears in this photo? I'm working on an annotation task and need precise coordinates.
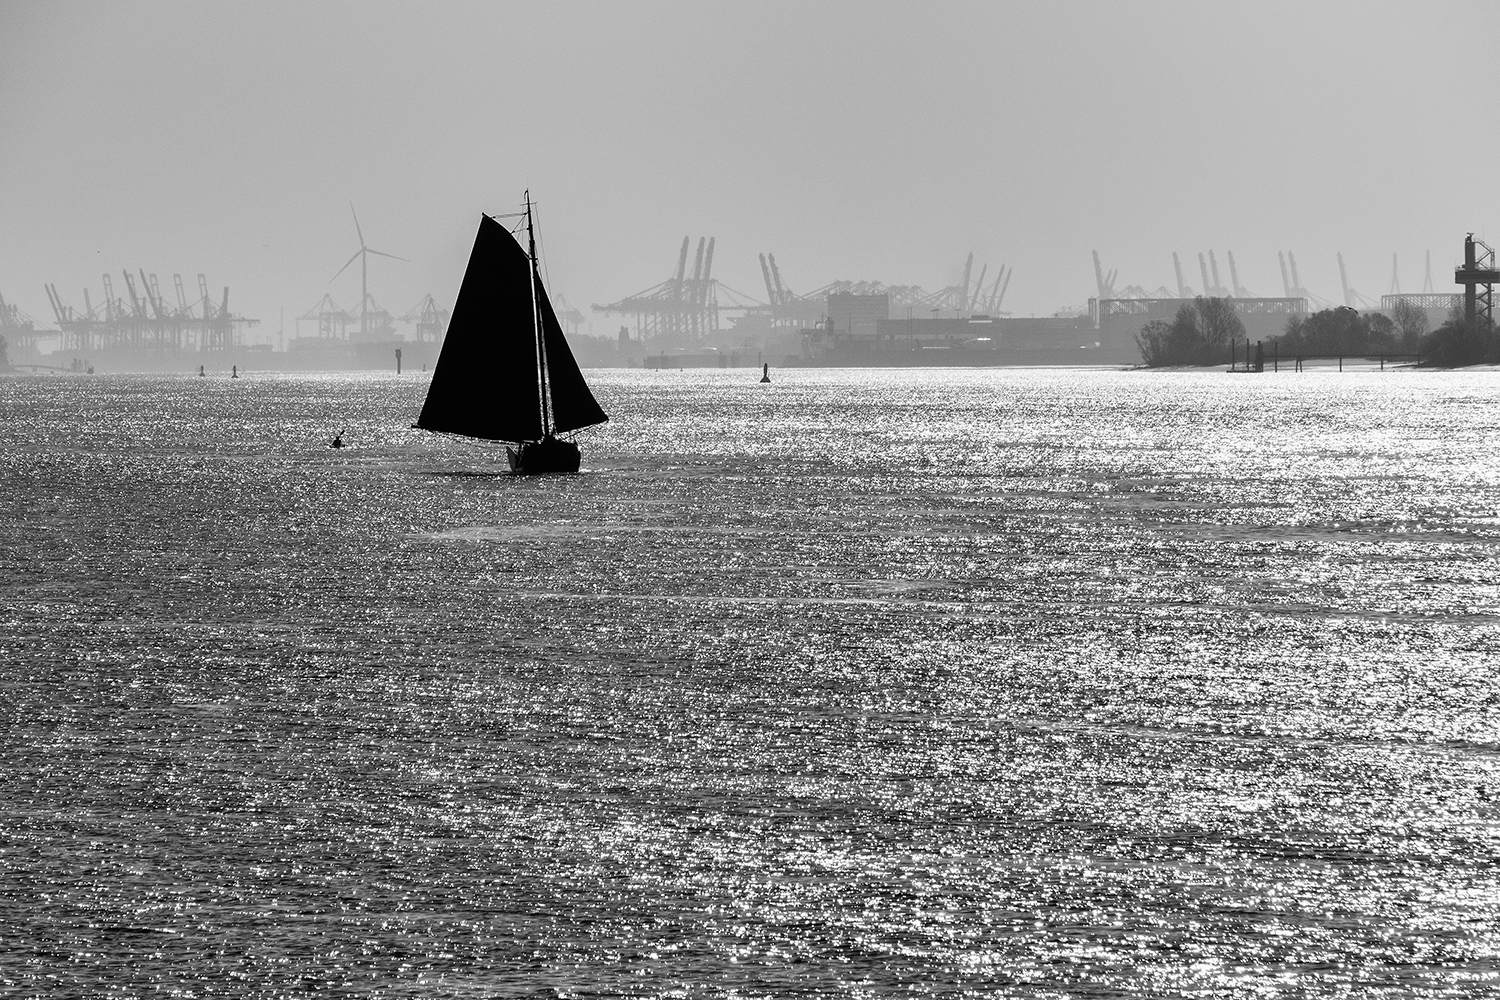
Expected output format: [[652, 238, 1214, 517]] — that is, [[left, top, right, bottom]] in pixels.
[[3, 0, 1496, 339]]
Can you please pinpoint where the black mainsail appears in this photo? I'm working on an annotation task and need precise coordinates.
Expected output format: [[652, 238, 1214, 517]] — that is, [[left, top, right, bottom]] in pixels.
[[416, 207, 607, 449]]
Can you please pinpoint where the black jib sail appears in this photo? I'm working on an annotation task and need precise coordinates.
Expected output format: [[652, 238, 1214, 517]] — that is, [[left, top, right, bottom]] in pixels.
[[535, 271, 608, 434]]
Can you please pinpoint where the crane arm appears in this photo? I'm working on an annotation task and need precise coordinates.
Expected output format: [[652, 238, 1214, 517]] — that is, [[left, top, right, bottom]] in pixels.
[[700, 238, 715, 305], [141, 269, 166, 320], [45, 283, 67, 325], [1227, 251, 1248, 297], [690, 237, 705, 284], [759, 254, 777, 306], [769, 254, 789, 304]]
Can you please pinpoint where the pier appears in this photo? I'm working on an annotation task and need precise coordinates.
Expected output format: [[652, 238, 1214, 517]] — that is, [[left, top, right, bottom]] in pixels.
[[1229, 337, 1423, 373]]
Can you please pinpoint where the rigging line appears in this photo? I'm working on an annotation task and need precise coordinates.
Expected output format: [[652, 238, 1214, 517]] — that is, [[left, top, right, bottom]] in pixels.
[[534, 203, 554, 299], [508, 197, 529, 236]]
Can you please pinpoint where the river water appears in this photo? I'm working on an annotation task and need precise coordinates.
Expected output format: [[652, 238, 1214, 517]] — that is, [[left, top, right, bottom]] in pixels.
[[1, 367, 1497, 997]]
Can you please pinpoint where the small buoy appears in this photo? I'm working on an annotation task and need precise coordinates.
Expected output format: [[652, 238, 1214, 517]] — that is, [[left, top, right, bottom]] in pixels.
[[231, 365, 239, 379], [760, 363, 771, 383], [198, 365, 205, 377]]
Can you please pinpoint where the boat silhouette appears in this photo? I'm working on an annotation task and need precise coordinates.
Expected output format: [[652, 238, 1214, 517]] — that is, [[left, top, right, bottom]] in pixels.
[[415, 193, 607, 474]]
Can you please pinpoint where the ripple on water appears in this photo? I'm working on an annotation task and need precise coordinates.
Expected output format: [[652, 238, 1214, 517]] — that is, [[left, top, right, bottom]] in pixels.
[[1, 367, 1498, 996]]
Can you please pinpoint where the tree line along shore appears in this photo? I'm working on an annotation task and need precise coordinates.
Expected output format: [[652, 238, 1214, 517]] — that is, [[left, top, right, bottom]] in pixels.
[[1135, 297, 1494, 368]]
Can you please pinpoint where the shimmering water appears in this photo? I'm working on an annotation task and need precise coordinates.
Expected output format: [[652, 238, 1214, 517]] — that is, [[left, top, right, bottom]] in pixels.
[[2, 367, 1498, 998]]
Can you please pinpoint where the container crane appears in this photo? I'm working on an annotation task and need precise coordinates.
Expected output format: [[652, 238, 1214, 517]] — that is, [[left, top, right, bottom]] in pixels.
[[1227, 251, 1251, 297], [1208, 251, 1229, 296], [758, 254, 778, 306], [1092, 250, 1115, 299], [989, 266, 1012, 313], [1337, 253, 1375, 308], [769, 253, 789, 306], [1173, 253, 1193, 297]]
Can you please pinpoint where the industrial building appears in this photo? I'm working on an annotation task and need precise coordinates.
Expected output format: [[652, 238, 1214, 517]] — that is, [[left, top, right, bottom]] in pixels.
[[800, 291, 1101, 365]]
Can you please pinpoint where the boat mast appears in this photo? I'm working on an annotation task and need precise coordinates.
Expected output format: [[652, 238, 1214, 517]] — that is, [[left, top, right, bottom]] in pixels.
[[525, 191, 552, 436]]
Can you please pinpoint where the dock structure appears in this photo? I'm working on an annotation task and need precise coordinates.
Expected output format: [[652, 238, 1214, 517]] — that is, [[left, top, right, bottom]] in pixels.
[[596, 239, 1013, 345], [1, 289, 48, 351], [296, 294, 356, 341], [1227, 337, 1425, 373], [757, 253, 828, 331], [401, 294, 449, 342], [44, 271, 258, 353], [594, 236, 734, 342]]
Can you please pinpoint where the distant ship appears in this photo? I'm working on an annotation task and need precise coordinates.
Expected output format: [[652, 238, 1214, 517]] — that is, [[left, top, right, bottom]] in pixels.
[[415, 194, 607, 474]]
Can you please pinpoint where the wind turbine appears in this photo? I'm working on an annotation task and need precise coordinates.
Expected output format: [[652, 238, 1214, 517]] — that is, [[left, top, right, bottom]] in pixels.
[[331, 203, 406, 340]]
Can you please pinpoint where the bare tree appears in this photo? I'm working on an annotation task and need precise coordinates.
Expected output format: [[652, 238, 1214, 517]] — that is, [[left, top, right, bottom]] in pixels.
[[1389, 300, 1428, 349], [1135, 302, 1229, 366], [1194, 296, 1245, 349], [1135, 319, 1173, 366]]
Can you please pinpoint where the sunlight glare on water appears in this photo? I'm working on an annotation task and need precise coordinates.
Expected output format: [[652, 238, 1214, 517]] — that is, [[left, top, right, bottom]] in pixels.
[[1, 367, 1498, 997]]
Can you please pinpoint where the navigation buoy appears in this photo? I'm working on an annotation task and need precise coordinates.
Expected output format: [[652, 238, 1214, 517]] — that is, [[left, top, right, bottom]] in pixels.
[[760, 363, 771, 383], [231, 365, 239, 379], [198, 365, 205, 377]]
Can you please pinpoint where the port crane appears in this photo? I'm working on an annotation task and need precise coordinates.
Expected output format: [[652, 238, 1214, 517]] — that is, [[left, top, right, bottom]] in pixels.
[[1337, 253, 1375, 308]]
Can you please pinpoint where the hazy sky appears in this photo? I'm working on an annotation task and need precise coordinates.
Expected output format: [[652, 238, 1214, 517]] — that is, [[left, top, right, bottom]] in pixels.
[[2, 0, 1496, 336]]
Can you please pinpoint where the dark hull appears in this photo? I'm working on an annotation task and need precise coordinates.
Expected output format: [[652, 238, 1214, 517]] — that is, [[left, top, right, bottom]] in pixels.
[[506, 436, 581, 475]]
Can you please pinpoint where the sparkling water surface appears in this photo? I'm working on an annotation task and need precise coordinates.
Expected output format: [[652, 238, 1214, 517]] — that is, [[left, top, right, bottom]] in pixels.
[[1, 367, 1498, 997]]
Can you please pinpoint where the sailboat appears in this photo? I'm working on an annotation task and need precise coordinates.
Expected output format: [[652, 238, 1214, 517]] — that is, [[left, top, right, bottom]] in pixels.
[[415, 194, 607, 474]]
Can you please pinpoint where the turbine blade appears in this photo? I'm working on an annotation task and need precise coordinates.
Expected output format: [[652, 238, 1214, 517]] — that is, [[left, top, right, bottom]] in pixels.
[[350, 203, 365, 248], [364, 248, 408, 262], [330, 248, 362, 283]]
